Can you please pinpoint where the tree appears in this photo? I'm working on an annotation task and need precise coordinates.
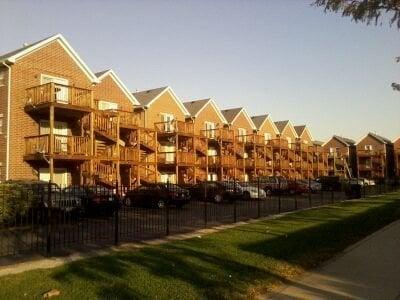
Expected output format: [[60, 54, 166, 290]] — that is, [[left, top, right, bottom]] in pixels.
[[313, 0, 400, 90], [313, 0, 400, 28]]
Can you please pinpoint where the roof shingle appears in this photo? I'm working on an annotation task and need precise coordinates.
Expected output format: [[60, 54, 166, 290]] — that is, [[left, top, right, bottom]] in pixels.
[[183, 99, 210, 117], [132, 87, 168, 106]]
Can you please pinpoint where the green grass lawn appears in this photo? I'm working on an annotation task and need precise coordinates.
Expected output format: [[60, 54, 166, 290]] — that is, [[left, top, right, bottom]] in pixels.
[[1, 192, 400, 299]]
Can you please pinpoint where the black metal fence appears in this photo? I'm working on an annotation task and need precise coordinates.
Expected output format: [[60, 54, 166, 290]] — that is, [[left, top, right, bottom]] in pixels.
[[0, 177, 398, 258]]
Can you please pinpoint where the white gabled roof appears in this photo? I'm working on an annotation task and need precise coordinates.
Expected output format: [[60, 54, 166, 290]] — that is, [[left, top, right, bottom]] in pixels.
[[96, 69, 139, 106], [251, 114, 280, 135], [0, 33, 99, 83]]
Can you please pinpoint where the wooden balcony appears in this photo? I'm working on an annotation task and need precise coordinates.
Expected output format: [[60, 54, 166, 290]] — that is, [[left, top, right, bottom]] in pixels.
[[207, 155, 220, 166], [177, 152, 195, 166], [201, 128, 234, 141], [139, 165, 158, 183], [234, 142, 245, 157], [270, 138, 289, 149], [25, 134, 90, 160], [25, 83, 92, 112], [221, 155, 236, 167], [357, 150, 384, 157], [93, 161, 117, 185], [242, 134, 265, 145], [155, 120, 194, 135], [157, 152, 176, 164], [119, 110, 143, 129], [120, 147, 139, 162], [95, 143, 118, 160], [196, 156, 207, 168]]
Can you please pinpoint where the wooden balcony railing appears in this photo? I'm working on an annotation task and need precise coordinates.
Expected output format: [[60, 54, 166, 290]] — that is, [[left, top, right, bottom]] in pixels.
[[95, 144, 118, 160], [93, 161, 117, 183], [25, 135, 90, 157], [196, 156, 207, 167], [270, 138, 289, 149], [245, 134, 265, 145], [139, 129, 156, 151], [221, 155, 236, 167], [26, 83, 92, 109], [237, 159, 245, 168], [119, 110, 142, 128], [157, 152, 176, 164], [120, 147, 139, 162], [234, 143, 244, 157], [94, 113, 118, 140], [200, 128, 234, 141], [207, 155, 220, 165], [139, 165, 158, 182], [155, 120, 194, 135], [177, 152, 195, 165]]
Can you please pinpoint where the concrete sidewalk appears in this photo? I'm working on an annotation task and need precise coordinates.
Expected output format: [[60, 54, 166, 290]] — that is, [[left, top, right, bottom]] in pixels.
[[267, 220, 400, 300]]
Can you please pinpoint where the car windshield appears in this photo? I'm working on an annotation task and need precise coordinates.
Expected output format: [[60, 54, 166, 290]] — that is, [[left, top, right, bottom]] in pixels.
[[87, 186, 112, 195]]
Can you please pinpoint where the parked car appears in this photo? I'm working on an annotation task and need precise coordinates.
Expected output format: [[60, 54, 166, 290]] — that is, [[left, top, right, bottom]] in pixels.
[[349, 178, 375, 186], [259, 176, 288, 195], [63, 185, 117, 217], [124, 183, 190, 209], [315, 176, 342, 191], [238, 183, 267, 199], [298, 179, 322, 193], [287, 180, 309, 195], [188, 181, 243, 203]]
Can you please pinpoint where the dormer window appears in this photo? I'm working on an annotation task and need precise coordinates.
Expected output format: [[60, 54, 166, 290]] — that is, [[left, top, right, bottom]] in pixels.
[[365, 145, 373, 151]]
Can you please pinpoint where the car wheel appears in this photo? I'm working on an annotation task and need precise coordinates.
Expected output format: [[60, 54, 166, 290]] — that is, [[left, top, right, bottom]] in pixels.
[[157, 200, 165, 209], [214, 194, 223, 203], [265, 188, 272, 196], [243, 191, 250, 200]]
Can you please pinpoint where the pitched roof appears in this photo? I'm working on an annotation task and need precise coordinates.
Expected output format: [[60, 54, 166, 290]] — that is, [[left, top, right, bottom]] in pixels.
[[132, 87, 169, 106], [251, 114, 270, 129], [333, 135, 356, 146], [313, 140, 324, 146], [294, 125, 306, 137], [368, 132, 392, 144], [274, 120, 289, 134], [221, 108, 243, 123], [95, 69, 139, 106], [183, 99, 210, 116], [132, 86, 190, 116], [0, 33, 99, 83]]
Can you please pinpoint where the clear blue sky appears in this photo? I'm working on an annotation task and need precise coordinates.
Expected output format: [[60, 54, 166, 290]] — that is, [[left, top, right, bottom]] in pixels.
[[1, 0, 399, 141]]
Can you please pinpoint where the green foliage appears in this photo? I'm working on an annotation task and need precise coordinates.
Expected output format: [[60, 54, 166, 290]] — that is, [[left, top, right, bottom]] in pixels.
[[0, 183, 35, 223], [313, 0, 400, 29]]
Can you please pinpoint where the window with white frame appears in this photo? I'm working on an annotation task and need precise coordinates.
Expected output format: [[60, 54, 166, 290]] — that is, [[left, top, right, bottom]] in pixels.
[[238, 128, 246, 142], [264, 133, 271, 143], [205, 121, 216, 138], [161, 113, 174, 132]]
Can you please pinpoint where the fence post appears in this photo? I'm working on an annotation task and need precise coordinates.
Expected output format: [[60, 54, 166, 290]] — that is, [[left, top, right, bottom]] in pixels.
[[166, 180, 170, 236], [233, 179, 237, 223], [46, 180, 52, 255], [308, 177, 312, 207], [257, 177, 261, 218], [204, 181, 208, 228], [114, 181, 119, 246], [294, 178, 298, 210], [363, 178, 366, 198], [278, 179, 281, 213]]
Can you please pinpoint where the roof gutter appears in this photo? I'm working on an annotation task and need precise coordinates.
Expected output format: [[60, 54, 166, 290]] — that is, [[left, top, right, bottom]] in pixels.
[[1, 62, 11, 180]]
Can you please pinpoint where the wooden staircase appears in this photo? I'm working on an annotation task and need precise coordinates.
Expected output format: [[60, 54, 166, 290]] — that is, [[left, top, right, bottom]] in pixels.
[[139, 129, 156, 152], [82, 113, 118, 143], [139, 165, 158, 183]]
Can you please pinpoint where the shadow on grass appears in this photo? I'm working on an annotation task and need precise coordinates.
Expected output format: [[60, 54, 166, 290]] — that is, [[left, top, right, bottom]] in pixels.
[[49, 196, 400, 299]]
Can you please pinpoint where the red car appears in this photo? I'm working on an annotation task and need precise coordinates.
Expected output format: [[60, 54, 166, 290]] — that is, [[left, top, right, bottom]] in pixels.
[[287, 180, 309, 195]]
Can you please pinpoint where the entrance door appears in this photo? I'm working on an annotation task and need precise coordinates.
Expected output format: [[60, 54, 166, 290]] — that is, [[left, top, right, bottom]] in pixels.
[[41, 74, 69, 103]]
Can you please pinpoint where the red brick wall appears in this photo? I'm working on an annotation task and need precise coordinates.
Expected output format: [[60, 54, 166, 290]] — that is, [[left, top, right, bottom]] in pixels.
[[9, 40, 93, 180], [0, 66, 8, 181]]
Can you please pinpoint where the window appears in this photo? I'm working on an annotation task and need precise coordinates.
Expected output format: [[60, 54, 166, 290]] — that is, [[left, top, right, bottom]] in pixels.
[[264, 133, 271, 144], [238, 128, 246, 142], [161, 113, 174, 132], [0, 71, 5, 87], [329, 147, 336, 154], [205, 121, 215, 138], [41, 74, 69, 103], [365, 145, 373, 151], [98, 100, 119, 111]]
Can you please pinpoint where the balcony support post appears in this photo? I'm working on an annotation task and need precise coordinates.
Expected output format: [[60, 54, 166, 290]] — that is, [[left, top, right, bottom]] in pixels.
[[49, 100, 55, 182]]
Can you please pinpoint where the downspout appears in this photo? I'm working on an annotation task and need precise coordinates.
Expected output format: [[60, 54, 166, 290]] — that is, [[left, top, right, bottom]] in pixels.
[[2, 62, 11, 181]]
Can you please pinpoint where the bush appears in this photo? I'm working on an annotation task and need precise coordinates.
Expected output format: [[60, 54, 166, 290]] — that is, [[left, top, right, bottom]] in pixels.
[[0, 183, 36, 224]]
